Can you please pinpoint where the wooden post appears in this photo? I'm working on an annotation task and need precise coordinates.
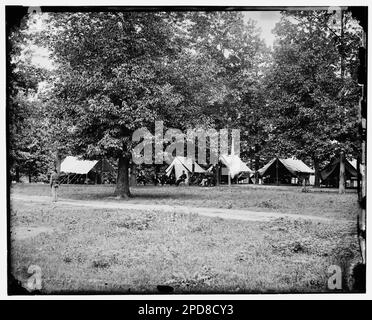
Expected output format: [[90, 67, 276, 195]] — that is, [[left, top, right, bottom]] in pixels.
[[228, 169, 231, 186], [100, 158, 104, 184]]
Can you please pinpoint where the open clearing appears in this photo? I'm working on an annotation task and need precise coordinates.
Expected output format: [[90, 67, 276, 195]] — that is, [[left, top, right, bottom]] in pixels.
[[9, 184, 360, 293], [11, 183, 358, 219], [12, 194, 335, 222]]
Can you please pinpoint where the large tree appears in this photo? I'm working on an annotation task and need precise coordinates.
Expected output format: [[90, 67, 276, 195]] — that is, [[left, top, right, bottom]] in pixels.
[[172, 12, 269, 176], [264, 10, 361, 187], [37, 11, 267, 195], [37, 12, 193, 197]]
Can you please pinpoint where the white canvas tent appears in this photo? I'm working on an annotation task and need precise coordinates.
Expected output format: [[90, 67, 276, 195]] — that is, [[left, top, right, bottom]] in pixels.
[[61, 156, 99, 174], [60, 156, 115, 184], [258, 158, 314, 176], [258, 157, 314, 185], [219, 154, 254, 178], [165, 156, 205, 180]]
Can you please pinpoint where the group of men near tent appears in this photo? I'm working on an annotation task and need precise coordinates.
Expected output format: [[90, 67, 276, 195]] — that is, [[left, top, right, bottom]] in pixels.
[[164, 155, 254, 186], [165, 156, 206, 185]]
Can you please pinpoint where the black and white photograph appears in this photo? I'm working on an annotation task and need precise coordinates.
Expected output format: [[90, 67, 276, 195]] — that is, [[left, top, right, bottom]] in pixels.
[[3, 2, 368, 298]]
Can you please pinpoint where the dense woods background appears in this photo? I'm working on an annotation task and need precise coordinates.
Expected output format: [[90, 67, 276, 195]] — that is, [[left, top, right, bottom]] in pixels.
[[7, 9, 363, 196]]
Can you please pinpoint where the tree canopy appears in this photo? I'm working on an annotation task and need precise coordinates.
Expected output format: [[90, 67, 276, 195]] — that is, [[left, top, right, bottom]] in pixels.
[[7, 9, 364, 193], [263, 10, 361, 185]]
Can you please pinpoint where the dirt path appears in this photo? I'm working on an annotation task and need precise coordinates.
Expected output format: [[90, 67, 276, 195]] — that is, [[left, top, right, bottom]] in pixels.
[[11, 194, 335, 223]]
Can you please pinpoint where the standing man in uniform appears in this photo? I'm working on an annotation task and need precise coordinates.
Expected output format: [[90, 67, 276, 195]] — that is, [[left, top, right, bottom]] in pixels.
[[50, 168, 60, 202]]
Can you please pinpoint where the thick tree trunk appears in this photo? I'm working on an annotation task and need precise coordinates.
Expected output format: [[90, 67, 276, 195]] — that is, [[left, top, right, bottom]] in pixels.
[[28, 173, 32, 183], [215, 164, 220, 186], [15, 167, 20, 183], [55, 151, 62, 174], [115, 155, 131, 198], [254, 154, 260, 184], [130, 164, 137, 187], [339, 151, 345, 194], [313, 158, 320, 187]]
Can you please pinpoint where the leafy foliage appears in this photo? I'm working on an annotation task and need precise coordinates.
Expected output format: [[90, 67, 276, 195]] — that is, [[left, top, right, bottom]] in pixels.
[[32, 11, 267, 195], [8, 15, 53, 181], [263, 11, 361, 179], [8, 10, 363, 192]]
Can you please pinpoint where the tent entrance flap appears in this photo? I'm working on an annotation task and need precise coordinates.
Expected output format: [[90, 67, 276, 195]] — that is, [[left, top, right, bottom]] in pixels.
[[165, 156, 206, 180], [264, 159, 295, 184]]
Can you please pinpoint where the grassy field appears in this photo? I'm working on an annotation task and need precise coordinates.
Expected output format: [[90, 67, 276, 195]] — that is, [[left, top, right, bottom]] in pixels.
[[9, 183, 361, 293], [11, 183, 358, 220]]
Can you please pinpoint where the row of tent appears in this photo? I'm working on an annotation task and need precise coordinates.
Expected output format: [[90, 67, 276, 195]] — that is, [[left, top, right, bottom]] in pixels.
[[165, 155, 361, 187], [165, 155, 314, 184], [58, 155, 253, 184], [58, 155, 361, 187], [165, 155, 252, 180]]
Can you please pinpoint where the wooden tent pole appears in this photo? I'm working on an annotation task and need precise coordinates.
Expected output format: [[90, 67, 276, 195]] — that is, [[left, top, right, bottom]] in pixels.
[[101, 158, 104, 184], [276, 157, 279, 186]]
